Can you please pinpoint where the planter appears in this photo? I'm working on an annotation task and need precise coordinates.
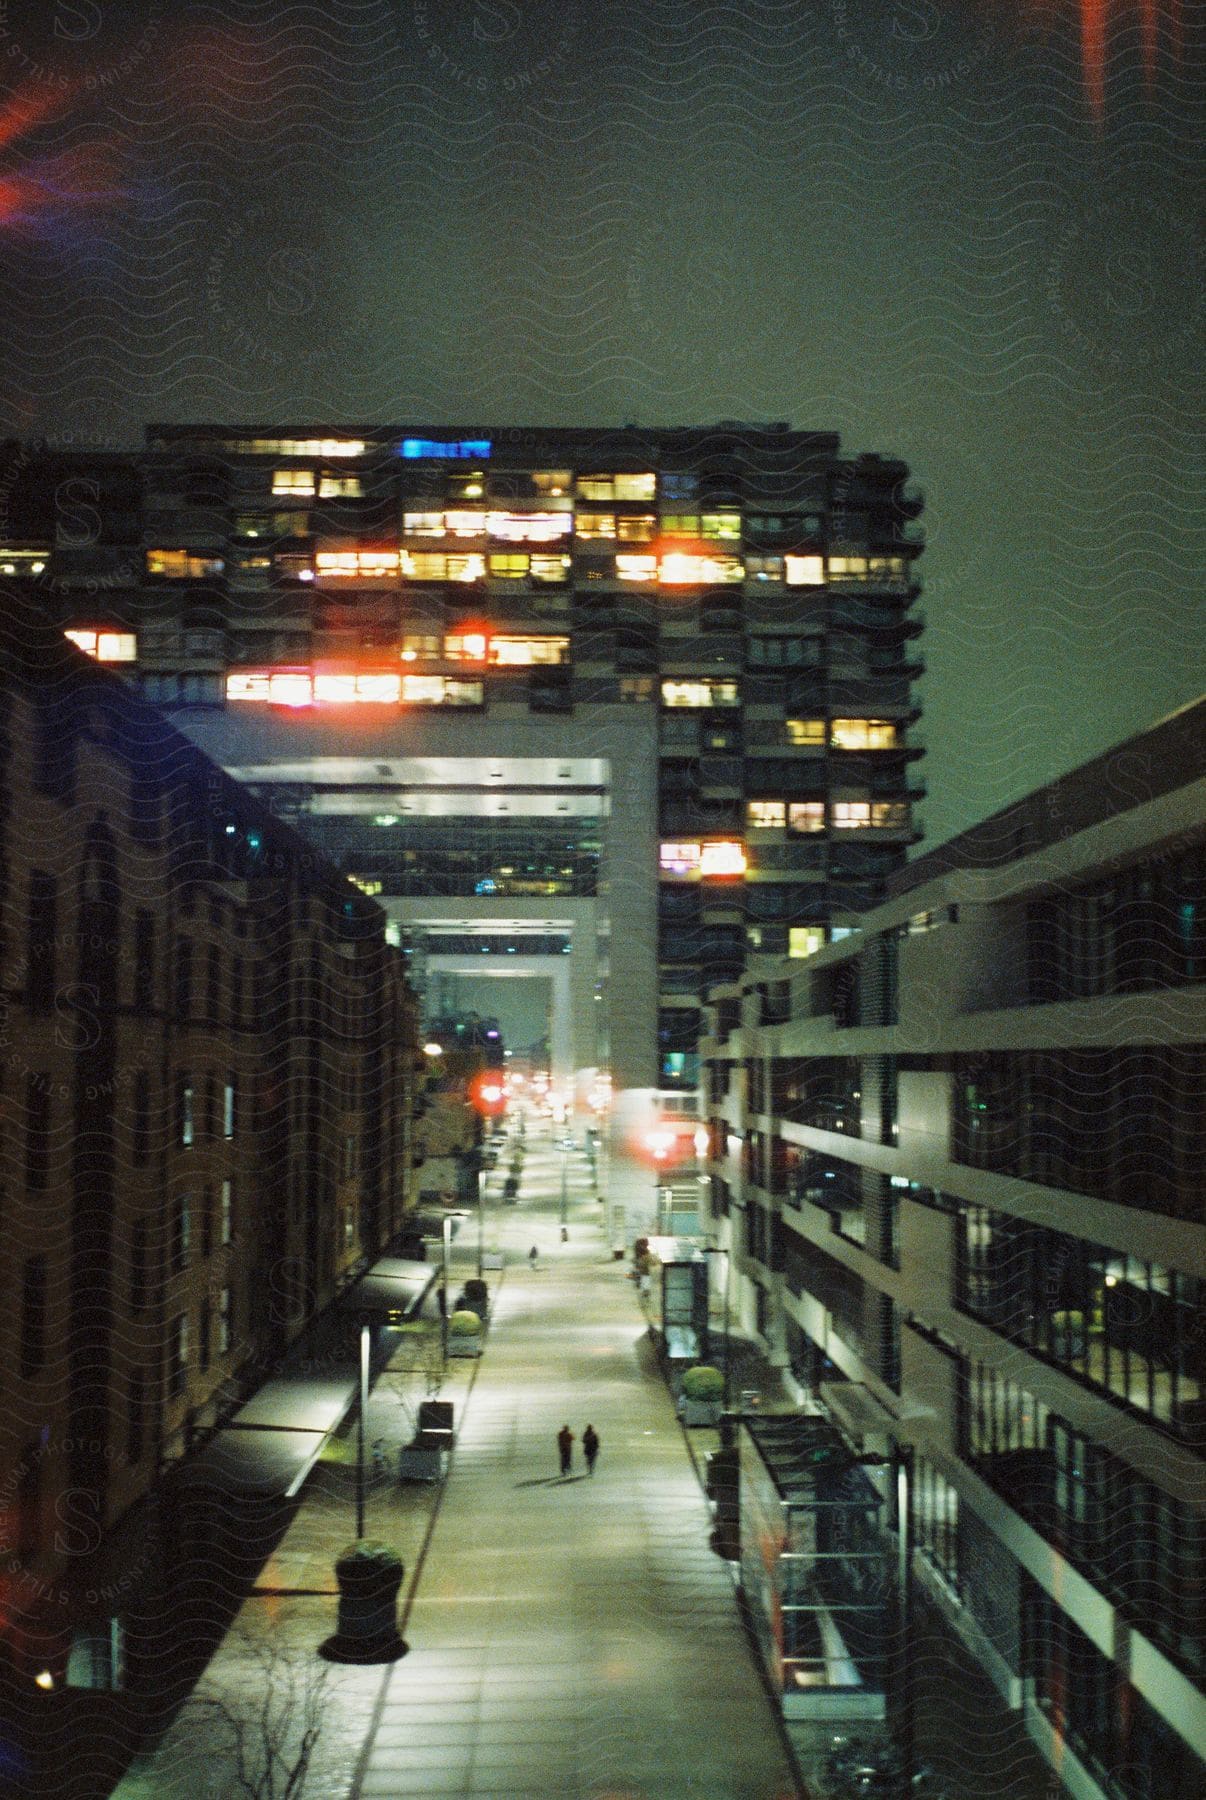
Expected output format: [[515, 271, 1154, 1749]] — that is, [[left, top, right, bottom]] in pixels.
[[323, 1541, 406, 1663], [448, 1331, 483, 1358], [678, 1397, 724, 1427]]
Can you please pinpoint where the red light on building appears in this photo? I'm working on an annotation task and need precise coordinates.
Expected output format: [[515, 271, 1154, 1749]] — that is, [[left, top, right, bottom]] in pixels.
[[469, 1071, 507, 1117]]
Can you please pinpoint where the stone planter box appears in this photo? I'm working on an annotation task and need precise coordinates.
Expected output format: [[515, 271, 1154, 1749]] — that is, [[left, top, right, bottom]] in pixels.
[[324, 1543, 406, 1663], [448, 1332, 483, 1358]]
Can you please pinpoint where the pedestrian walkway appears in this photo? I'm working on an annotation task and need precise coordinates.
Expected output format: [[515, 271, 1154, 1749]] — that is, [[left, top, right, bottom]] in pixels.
[[348, 1134, 802, 1800]]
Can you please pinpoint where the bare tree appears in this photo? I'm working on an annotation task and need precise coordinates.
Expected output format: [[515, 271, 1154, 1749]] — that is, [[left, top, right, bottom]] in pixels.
[[188, 1634, 330, 1799]]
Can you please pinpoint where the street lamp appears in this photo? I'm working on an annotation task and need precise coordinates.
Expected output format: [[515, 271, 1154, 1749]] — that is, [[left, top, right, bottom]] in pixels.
[[559, 1139, 569, 1228], [439, 1212, 466, 1366]]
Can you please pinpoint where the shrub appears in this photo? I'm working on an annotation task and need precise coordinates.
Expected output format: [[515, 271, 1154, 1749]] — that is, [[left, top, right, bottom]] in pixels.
[[335, 1540, 403, 1585], [449, 1309, 482, 1336], [681, 1364, 724, 1401]]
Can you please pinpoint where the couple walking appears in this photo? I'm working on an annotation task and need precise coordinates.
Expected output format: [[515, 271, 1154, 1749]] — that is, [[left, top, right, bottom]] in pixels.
[[556, 1423, 599, 1477]]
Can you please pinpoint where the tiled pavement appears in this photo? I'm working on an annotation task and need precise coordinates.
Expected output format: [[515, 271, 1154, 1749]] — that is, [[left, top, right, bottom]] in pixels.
[[347, 1138, 802, 1800]]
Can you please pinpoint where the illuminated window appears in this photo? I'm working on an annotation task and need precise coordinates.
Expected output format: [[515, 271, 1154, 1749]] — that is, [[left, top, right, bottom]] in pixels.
[[147, 549, 224, 579], [489, 636, 569, 666], [830, 718, 899, 750], [615, 514, 656, 543], [64, 629, 137, 662], [487, 553, 530, 579], [658, 551, 742, 585], [400, 675, 483, 706], [0, 547, 48, 575], [788, 802, 825, 833], [271, 470, 316, 495], [700, 512, 741, 540], [828, 556, 868, 578], [789, 926, 826, 959], [312, 672, 402, 703], [443, 509, 487, 536], [785, 555, 825, 585], [233, 514, 272, 539], [531, 470, 572, 496], [832, 800, 871, 829], [236, 438, 364, 458], [314, 549, 399, 578], [620, 676, 654, 701], [867, 555, 907, 579], [660, 841, 702, 876], [399, 437, 490, 459], [659, 513, 700, 535], [319, 476, 363, 498], [226, 670, 314, 707], [745, 555, 784, 581], [402, 551, 485, 582], [786, 718, 825, 745], [274, 552, 314, 580], [233, 553, 271, 574], [699, 841, 747, 877], [575, 511, 616, 539], [400, 633, 440, 661], [576, 473, 656, 501], [660, 680, 739, 708], [403, 511, 445, 537], [350, 876, 383, 896], [487, 512, 571, 543], [530, 554, 571, 584], [616, 553, 657, 582], [443, 633, 489, 662], [747, 801, 786, 829]]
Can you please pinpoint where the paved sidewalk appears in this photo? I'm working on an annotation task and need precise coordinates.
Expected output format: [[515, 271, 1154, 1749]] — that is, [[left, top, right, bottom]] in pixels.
[[348, 1136, 803, 1800]]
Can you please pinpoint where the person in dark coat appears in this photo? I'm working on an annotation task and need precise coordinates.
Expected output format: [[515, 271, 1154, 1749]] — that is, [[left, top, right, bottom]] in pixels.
[[556, 1424, 574, 1476], [582, 1424, 600, 1476]]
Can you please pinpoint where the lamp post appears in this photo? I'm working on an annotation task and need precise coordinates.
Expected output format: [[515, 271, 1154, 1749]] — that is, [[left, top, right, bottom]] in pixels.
[[894, 1444, 915, 1787], [356, 1320, 370, 1539], [440, 1214, 452, 1367], [559, 1139, 569, 1228]]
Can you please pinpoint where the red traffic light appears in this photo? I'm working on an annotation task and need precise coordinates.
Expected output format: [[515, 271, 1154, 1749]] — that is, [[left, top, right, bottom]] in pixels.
[[470, 1072, 507, 1116]]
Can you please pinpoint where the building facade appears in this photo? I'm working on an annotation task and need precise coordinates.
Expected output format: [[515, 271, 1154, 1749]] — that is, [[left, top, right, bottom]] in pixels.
[[0, 610, 420, 1700], [0, 426, 923, 1164], [700, 697, 1206, 1798]]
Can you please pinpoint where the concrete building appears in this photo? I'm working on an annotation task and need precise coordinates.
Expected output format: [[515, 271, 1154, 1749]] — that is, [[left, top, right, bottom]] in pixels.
[[699, 696, 1205, 1797], [0, 422, 924, 1230], [0, 608, 420, 1703]]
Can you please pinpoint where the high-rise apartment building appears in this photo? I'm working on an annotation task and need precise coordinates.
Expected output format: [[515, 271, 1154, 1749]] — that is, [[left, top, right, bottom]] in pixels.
[[700, 699, 1205, 1799], [2, 423, 923, 1221]]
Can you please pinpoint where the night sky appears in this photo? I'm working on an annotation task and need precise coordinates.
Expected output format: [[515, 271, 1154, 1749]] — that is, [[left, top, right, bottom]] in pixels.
[[0, 0, 1201, 849]]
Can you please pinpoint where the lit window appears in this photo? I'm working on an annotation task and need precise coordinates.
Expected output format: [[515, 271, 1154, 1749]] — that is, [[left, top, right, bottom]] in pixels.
[[146, 549, 225, 578], [615, 473, 656, 500], [399, 437, 490, 459], [487, 553, 530, 579], [832, 800, 872, 829], [400, 634, 441, 661], [487, 512, 571, 543], [786, 718, 825, 745], [658, 552, 743, 585], [789, 926, 826, 959], [490, 636, 569, 666], [745, 555, 784, 582], [0, 547, 48, 575], [830, 718, 899, 750], [400, 676, 483, 705], [784, 555, 824, 586], [271, 470, 316, 495], [699, 841, 747, 877], [312, 673, 402, 703], [831, 800, 909, 828], [530, 554, 571, 583], [65, 629, 137, 662], [531, 470, 572, 495], [660, 841, 702, 876], [402, 551, 486, 582], [747, 801, 786, 829], [314, 549, 399, 577], [575, 511, 616, 539], [659, 513, 700, 535], [828, 556, 869, 578], [444, 633, 489, 662], [226, 670, 313, 707], [319, 476, 363, 498], [660, 680, 739, 708], [615, 554, 657, 582], [788, 802, 825, 833], [615, 514, 656, 543], [403, 511, 445, 537], [238, 438, 364, 458], [700, 512, 741, 540], [443, 510, 487, 536], [620, 677, 653, 701]]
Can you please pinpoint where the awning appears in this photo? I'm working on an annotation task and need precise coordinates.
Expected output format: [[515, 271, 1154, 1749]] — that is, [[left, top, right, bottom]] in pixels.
[[177, 1256, 438, 1501], [339, 1256, 439, 1321], [176, 1426, 328, 1500]]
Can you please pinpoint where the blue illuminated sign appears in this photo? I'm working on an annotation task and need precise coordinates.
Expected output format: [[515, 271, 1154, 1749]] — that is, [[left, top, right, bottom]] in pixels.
[[399, 438, 492, 459]]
